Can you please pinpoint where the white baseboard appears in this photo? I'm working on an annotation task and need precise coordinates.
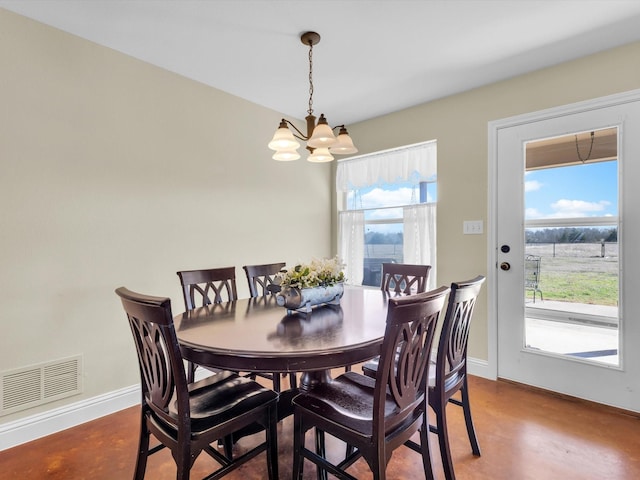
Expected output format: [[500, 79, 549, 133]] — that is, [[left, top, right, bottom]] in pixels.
[[0, 358, 494, 452], [0, 384, 140, 451], [467, 356, 495, 380]]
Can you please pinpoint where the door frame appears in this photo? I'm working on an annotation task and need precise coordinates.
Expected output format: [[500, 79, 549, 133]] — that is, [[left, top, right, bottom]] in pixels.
[[487, 88, 640, 386]]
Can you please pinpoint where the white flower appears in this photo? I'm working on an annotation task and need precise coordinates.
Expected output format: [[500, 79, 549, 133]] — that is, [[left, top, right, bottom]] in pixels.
[[275, 256, 345, 289]]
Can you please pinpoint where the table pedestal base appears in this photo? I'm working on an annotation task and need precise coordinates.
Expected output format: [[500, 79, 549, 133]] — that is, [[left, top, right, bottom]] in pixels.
[[299, 370, 333, 391]]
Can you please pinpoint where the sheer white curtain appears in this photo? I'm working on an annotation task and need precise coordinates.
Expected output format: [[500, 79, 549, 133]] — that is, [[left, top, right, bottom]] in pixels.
[[403, 203, 437, 290], [336, 141, 437, 192], [338, 211, 364, 285]]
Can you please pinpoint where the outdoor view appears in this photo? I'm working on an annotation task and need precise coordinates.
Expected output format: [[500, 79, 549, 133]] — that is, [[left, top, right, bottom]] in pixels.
[[524, 133, 619, 366], [347, 180, 436, 287]]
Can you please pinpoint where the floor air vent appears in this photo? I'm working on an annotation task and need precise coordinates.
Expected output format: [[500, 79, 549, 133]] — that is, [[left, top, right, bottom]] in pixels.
[[1, 355, 82, 416]]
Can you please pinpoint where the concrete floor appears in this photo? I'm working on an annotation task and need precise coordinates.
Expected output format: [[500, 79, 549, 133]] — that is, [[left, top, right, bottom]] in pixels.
[[525, 300, 619, 366]]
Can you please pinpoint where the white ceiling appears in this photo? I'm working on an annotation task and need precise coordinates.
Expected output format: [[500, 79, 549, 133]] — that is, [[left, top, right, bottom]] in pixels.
[[3, 1, 640, 125]]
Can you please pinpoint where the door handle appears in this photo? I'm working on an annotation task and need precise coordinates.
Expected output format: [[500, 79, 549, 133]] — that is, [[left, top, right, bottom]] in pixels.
[[500, 262, 511, 271]]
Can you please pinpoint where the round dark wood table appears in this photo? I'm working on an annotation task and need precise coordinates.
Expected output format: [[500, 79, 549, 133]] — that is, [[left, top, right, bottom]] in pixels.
[[174, 285, 390, 391]]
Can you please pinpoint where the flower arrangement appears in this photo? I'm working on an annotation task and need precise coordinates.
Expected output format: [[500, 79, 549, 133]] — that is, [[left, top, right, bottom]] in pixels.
[[275, 256, 345, 289]]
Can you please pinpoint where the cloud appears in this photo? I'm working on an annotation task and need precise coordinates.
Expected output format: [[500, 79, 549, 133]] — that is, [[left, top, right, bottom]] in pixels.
[[346, 187, 422, 210], [549, 199, 611, 217], [525, 180, 543, 192], [525, 207, 542, 219]]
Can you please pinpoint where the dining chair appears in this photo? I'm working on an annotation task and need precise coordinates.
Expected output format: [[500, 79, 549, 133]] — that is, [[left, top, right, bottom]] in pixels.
[[292, 286, 450, 480], [421, 275, 485, 480], [344, 262, 432, 373], [362, 275, 486, 480], [380, 262, 432, 295], [242, 262, 297, 392], [115, 287, 279, 480], [176, 266, 238, 382], [242, 262, 285, 297]]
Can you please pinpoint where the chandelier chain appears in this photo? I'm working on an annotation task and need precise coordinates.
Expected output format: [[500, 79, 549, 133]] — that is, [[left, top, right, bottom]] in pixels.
[[308, 41, 314, 116], [575, 131, 595, 163]]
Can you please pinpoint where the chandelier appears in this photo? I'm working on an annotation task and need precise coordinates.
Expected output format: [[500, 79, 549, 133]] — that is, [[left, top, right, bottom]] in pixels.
[[268, 31, 358, 162]]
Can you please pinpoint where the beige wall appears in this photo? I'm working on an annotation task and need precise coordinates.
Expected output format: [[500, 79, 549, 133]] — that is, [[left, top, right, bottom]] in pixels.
[[0, 10, 333, 423], [347, 41, 640, 361], [3, 6, 640, 425]]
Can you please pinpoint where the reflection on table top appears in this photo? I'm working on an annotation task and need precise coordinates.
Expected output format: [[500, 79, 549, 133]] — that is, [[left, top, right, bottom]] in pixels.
[[174, 285, 390, 373]]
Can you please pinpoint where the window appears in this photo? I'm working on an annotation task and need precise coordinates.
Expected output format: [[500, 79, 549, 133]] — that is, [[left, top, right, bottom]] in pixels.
[[337, 141, 437, 287]]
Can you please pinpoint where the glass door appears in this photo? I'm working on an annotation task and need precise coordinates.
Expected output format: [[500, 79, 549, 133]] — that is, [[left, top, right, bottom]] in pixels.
[[524, 128, 619, 366], [494, 93, 640, 412]]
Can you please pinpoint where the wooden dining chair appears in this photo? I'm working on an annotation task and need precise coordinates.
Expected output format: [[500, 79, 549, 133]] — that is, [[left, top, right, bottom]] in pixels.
[[362, 275, 486, 480], [176, 266, 238, 382], [177, 266, 238, 310], [344, 262, 432, 373], [115, 287, 279, 480], [242, 262, 297, 392], [420, 275, 485, 480], [292, 286, 450, 480], [381, 262, 432, 295], [242, 262, 285, 297]]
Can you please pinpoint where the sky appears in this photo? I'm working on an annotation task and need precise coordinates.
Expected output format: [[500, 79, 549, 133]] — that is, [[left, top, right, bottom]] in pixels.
[[345, 158, 617, 232], [525, 160, 618, 220]]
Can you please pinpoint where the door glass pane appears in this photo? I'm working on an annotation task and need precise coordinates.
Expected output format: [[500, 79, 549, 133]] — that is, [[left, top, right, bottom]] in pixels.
[[524, 128, 619, 366]]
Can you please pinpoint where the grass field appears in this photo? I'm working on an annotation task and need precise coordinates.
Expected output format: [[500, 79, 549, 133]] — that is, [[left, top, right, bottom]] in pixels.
[[364, 242, 620, 306], [525, 243, 619, 306]]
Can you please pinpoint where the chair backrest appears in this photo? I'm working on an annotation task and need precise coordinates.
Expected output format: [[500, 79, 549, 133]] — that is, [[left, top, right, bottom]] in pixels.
[[373, 285, 449, 436], [176, 266, 238, 310], [434, 275, 485, 397], [115, 287, 189, 428], [243, 262, 286, 297], [380, 263, 431, 295]]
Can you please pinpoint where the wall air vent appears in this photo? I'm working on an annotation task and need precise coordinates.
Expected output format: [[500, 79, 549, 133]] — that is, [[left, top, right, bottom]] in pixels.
[[1, 355, 82, 416]]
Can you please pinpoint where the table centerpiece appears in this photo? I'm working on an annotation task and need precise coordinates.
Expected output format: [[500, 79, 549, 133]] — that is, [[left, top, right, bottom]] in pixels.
[[274, 256, 345, 314]]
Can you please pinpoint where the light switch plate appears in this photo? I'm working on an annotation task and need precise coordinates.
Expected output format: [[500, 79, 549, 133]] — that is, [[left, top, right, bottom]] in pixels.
[[463, 220, 483, 235]]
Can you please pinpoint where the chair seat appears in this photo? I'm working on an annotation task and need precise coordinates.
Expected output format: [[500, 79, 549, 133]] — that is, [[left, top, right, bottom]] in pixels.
[[170, 370, 279, 431], [293, 371, 423, 437]]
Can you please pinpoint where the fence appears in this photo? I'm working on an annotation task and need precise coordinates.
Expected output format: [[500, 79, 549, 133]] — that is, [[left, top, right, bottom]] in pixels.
[[525, 242, 618, 259]]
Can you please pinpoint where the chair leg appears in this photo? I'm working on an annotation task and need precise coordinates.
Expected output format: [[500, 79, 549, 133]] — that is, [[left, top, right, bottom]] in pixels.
[[315, 428, 328, 480], [460, 382, 481, 456], [289, 372, 298, 389], [266, 405, 279, 480], [435, 404, 456, 480], [186, 361, 196, 384], [292, 413, 305, 480], [175, 436, 192, 480], [134, 417, 150, 480], [272, 373, 281, 392], [420, 414, 436, 480], [222, 435, 233, 459], [369, 445, 386, 480]]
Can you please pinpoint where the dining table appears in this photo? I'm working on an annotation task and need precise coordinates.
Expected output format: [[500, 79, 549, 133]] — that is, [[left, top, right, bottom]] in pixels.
[[174, 285, 391, 415], [175, 285, 393, 480]]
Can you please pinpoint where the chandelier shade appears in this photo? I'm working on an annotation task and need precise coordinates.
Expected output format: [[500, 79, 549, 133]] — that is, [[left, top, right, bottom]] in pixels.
[[268, 121, 300, 151], [272, 149, 301, 161], [308, 147, 334, 163], [268, 31, 357, 162], [307, 114, 338, 148]]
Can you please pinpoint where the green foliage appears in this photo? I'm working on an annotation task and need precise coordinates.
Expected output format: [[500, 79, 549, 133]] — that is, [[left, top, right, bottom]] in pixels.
[[526, 255, 618, 306]]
